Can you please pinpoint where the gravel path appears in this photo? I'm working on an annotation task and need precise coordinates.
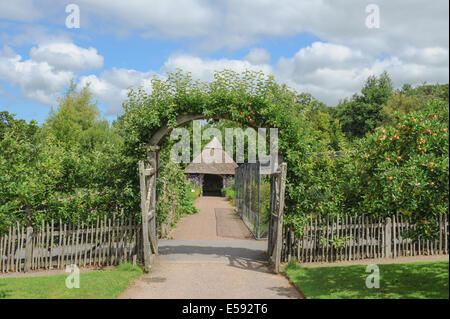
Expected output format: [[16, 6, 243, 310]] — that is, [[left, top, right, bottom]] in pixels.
[[118, 196, 302, 299], [169, 196, 253, 241]]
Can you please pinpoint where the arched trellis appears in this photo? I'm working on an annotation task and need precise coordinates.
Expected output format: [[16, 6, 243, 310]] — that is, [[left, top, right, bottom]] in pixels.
[[138, 114, 287, 272]]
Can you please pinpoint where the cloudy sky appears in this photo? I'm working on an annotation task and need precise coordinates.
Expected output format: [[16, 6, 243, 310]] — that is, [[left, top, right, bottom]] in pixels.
[[0, 0, 448, 123]]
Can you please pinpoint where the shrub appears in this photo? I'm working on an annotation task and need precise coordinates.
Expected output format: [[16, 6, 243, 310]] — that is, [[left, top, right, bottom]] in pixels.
[[222, 180, 235, 205], [286, 99, 449, 240], [355, 99, 448, 239]]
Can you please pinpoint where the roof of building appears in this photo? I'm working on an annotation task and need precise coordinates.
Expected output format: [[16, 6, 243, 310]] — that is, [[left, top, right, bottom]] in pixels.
[[184, 137, 238, 175]]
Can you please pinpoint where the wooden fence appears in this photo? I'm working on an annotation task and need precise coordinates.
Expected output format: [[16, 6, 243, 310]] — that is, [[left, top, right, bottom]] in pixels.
[[282, 213, 449, 263], [0, 216, 142, 273]]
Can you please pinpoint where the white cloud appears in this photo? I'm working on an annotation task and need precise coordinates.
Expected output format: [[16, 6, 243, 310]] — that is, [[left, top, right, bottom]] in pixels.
[[73, 41, 448, 114], [274, 42, 371, 103], [0, 42, 105, 106], [0, 46, 73, 105], [400, 47, 449, 67], [274, 42, 449, 105], [1, 39, 448, 113], [276, 42, 366, 80], [78, 68, 156, 115], [244, 48, 271, 65], [30, 42, 104, 72], [76, 0, 216, 38], [0, 24, 71, 47], [219, 0, 449, 55], [0, 0, 448, 114], [63, 0, 448, 56], [373, 56, 449, 88], [0, 0, 41, 22]]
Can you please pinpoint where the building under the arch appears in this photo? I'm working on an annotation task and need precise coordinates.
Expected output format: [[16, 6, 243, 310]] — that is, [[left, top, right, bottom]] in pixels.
[[184, 137, 237, 196]]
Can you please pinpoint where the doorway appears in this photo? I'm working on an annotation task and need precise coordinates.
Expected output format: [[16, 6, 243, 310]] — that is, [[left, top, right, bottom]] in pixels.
[[202, 174, 223, 196]]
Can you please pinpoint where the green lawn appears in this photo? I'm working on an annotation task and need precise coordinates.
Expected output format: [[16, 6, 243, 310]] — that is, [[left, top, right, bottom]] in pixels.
[[284, 260, 449, 299], [0, 263, 143, 299]]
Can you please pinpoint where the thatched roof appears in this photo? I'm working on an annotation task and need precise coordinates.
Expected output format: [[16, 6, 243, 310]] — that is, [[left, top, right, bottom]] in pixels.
[[184, 137, 238, 175]]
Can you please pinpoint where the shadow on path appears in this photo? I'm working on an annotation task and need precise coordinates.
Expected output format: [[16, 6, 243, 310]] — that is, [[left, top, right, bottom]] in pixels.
[[158, 243, 271, 274]]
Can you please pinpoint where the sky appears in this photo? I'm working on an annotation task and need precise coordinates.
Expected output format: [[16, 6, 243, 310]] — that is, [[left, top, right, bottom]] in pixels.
[[0, 0, 448, 124]]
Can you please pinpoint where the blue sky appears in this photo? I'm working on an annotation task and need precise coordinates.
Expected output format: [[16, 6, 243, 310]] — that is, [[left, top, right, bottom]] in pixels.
[[0, 1, 448, 124]]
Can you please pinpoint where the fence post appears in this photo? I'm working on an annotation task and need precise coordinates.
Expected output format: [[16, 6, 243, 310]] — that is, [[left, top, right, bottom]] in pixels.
[[385, 217, 392, 258], [274, 162, 287, 273], [24, 226, 33, 272]]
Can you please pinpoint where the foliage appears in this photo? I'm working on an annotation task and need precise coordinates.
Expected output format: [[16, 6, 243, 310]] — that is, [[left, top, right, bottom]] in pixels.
[[0, 86, 133, 231], [0, 114, 64, 230], [355, 99, 449, 240], [333, 71, 394, 139], [45, 85, 135, 223], [286, 98, 449, 240], [156, 142, 198, 229], [258, 176, 272, 235], [222, 180, 235, 205], [120, 69, 448, 240], [46, 82, 101, 148], [302, 103, 350, 151], [186, 174, 202, 198], [0, 82, 197, 235], [1, 68, 447, 241], [381, 83, 449, 127], [120, 69, 337, 233]]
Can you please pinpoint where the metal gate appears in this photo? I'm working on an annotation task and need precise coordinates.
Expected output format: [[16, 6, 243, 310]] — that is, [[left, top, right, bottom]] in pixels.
[[235, 161, 265, 239], [235, 161, 287, 272]]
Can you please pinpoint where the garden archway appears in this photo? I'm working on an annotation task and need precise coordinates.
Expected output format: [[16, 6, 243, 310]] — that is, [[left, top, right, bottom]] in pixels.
[[120, 70, 305, 272], [138, 114, 287, 272]]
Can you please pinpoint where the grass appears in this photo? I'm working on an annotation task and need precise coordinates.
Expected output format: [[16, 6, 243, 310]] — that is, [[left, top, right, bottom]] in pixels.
[[0, 263, 143, 299], [284, 260, 449, 299]]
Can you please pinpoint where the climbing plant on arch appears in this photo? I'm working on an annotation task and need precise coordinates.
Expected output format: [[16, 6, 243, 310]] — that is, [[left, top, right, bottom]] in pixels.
[[120, 69, 331, 224], [119, 69, 449, 255]]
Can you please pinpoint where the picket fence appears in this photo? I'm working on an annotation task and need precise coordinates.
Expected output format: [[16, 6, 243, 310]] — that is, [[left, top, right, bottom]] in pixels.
[[0, 216, 142, 273], [282, 213, 449, 263]]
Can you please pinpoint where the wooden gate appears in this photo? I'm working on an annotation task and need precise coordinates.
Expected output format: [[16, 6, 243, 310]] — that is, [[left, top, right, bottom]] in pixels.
[[267, 162, 287, 273], [138, 149, 159, 272]]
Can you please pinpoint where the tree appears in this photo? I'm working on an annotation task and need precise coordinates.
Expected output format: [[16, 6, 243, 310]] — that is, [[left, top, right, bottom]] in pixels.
[[381, 93, 421, 126], [0, 111, 15, 138], [0, 114, 64, 229], [302, 103, 349, 151], [0, 111, 35, 140], [360, 71, 393, 106], [333, 72, 394, 139], [0, 84, 135, 230], [355, 99, 449, 240], [46, 81, 99, 148], [381, 83, 449, 127]]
